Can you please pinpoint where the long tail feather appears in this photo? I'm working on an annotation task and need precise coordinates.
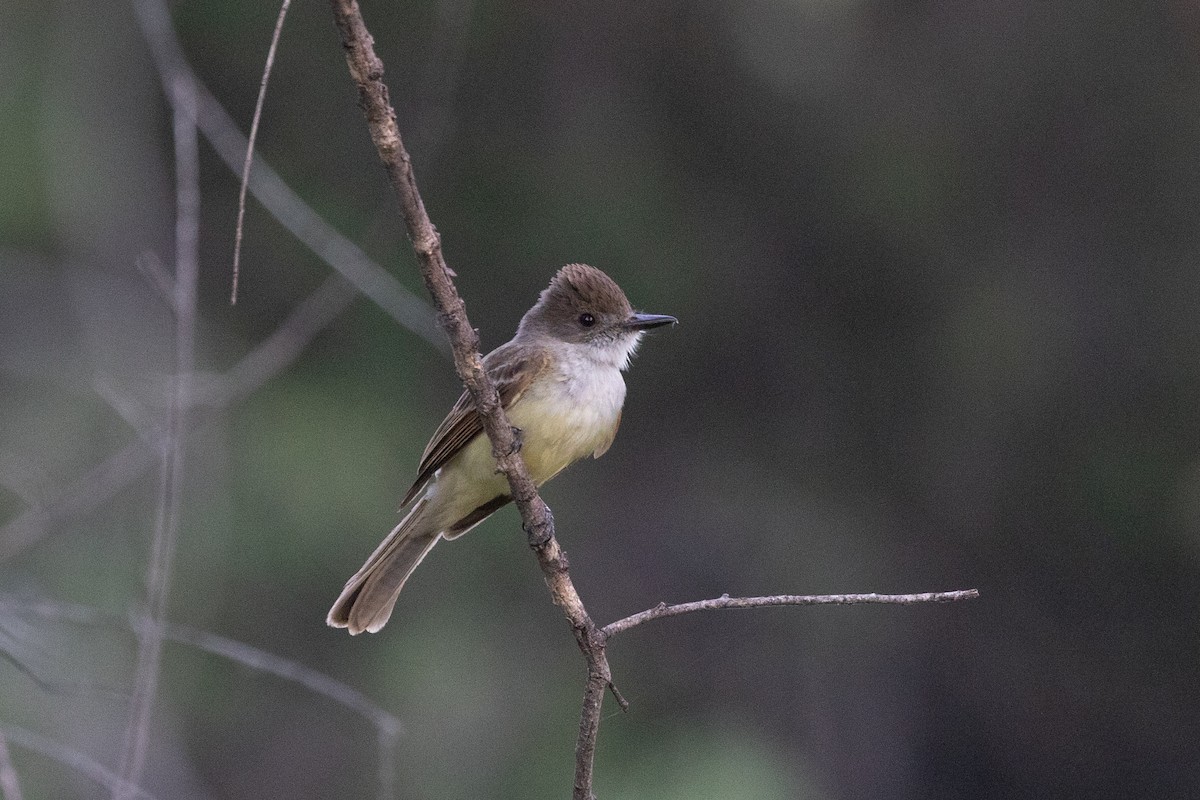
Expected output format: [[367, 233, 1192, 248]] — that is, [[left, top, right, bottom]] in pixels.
[[327, 499, 439, 634]]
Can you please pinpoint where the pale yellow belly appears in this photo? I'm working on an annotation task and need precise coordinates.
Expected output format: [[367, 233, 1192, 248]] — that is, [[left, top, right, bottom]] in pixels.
[[507, 392, 618, 483], [425, 389, 620, 533]]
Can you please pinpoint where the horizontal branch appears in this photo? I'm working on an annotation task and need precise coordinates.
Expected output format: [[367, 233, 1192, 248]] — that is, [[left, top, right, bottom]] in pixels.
[[603, 589, 980, 638]]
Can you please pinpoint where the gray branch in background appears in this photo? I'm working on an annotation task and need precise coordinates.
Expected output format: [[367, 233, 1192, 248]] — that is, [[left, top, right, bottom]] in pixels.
[[0, 438, 157, 564], [0, 726, 160, 800], [0, 273, 356, 562], [2, 598, 400, 734], [0, 729, 24, 800], [0, 4, 441, 798], [2, 598, 400, 800], [164, 621, 402, 738], [132, 0, 447, 352], [113, 74, 202, 800], [197, 85, 447, 352], [1, 0, 450, 562]]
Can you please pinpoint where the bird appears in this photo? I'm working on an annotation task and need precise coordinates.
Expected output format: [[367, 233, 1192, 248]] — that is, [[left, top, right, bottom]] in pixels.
[[327, 264, 676, 634]]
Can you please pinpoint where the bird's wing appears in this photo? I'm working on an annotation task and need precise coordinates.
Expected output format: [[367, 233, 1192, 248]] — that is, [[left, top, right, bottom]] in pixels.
[[399, 343, 551, 507]]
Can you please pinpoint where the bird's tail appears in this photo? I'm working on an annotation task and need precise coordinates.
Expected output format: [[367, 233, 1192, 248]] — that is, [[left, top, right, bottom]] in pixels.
[[327, 499, 439, 634]]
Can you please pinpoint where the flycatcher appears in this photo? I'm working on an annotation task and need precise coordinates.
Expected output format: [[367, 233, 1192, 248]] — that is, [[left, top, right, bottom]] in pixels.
[[328, 263, 676, 634]]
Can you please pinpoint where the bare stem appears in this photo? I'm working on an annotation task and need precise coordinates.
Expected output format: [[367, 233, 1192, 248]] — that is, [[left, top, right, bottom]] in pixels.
[[231, 0, 293, 304], [573, 671, 608, 800], [604, 590, 980, 638]]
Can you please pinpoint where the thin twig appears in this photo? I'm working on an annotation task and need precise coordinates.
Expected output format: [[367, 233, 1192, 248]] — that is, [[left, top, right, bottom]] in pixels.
[[604, 590, 981, 638], [165, 614, 402, 797], [231, 0, 293, 305], [131, 0, 446, 349], [0, 726, 160, 800], [192, 274, 359, 405], [326, 3, 613, 796], [163, 620, 401, 736], [196, 83, 446, 349], [113, 75, 201, 800], [0, 729, 24, 800]]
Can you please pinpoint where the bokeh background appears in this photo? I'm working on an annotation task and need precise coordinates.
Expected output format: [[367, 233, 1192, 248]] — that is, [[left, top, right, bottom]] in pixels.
[[3, 1, 1200, 797]]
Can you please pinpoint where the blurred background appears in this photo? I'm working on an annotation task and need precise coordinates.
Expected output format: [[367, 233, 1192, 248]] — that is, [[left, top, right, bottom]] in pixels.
[[3, 0, 1200, 797]]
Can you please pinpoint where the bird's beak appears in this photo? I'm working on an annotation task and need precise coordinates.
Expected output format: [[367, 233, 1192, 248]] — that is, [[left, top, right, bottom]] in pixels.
[[624, 313, 678, 331]]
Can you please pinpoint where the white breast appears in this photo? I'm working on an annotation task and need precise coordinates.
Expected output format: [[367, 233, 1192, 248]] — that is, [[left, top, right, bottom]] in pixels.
[[507, 344, 627, 484], [552, 344, 628, 412]]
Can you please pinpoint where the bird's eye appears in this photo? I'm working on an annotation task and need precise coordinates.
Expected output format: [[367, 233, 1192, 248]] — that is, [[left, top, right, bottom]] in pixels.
[[579, 313, 596, 328]]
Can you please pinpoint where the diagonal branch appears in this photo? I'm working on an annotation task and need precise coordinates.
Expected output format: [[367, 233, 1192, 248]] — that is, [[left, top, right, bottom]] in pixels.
[[164, 620, 402, 738], [0, 726, 160, 800], [326, 3, 611, 797], [131, 0, 447, 350], [0, 274, 356, 563]]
